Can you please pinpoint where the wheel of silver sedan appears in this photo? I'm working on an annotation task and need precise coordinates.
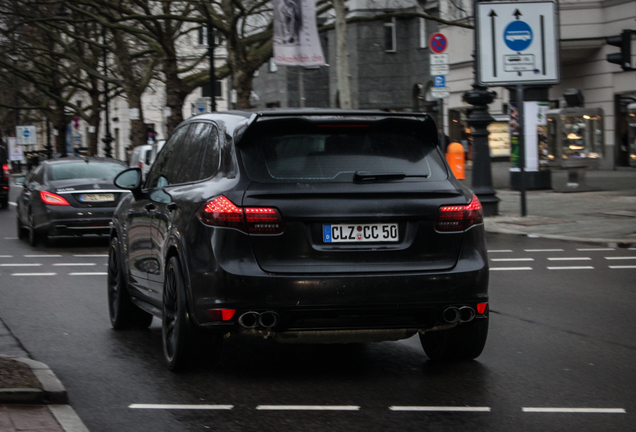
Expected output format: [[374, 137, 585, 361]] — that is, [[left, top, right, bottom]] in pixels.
[[107, 236, 153, 329]]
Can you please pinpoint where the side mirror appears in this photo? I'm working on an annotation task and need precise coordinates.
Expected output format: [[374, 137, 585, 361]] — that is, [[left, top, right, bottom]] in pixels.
[[114, 168, 143, 199]]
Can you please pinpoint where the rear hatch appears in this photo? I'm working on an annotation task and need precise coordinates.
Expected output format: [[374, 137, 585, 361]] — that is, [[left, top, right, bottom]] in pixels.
[[238, 116, 469, 274]]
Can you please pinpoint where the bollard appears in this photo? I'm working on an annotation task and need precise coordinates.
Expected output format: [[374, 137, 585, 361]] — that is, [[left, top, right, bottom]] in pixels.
[[445, 142, 465, 180]]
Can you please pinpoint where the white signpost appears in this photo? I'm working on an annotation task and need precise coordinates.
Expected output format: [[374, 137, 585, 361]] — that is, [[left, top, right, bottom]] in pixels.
[[16, 125, 37, 146], [475, 0, 560, 217], [195, 97, 210, 114], [475, 0, 560, 86]]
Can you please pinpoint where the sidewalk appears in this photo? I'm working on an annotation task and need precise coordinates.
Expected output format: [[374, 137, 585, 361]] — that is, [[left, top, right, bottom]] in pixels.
[[0, 318, 89, 432], [465, 162, 636, 245]]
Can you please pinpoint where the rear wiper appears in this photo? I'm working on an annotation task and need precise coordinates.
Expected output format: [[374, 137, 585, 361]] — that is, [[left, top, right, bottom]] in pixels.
[[353, 171, 429, 182]]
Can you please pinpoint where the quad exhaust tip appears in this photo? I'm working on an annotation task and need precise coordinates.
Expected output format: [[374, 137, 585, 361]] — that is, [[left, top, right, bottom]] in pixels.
[[442, 306, 476, 324], [238, 311, 279, 329]]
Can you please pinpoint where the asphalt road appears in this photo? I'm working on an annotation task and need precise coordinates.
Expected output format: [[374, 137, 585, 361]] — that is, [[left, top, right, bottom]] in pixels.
[[1, 192, 635, 431]]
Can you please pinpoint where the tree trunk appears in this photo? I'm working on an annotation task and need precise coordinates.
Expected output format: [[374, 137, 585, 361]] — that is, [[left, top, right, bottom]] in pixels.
[[233, 72, 253, 109], [127, 91, 146, 148], [54, 102, 67, 157], [333, 0, 352, 109], [163, 57, 186, 135], [88, 81, 101, 156]]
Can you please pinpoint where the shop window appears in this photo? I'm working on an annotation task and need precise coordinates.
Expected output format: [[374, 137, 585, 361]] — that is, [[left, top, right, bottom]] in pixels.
[[384, 18, 397, 52], [419, 18, 427, 49]]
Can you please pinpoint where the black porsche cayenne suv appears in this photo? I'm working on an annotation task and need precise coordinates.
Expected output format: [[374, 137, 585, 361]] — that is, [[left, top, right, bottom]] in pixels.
[[109, 110, 489, 370]]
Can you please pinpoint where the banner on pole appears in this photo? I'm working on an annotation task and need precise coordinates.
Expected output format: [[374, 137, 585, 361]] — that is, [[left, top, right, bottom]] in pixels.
[[273, 0, 326, 66]]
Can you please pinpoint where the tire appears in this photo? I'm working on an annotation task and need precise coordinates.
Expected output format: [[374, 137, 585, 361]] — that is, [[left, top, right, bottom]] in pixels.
[[160, 258, 223, 371], [162, 256, 196, 371], [107, 236, 153, 329], [27, 212, 39, 247], [17, 216, 27, 240], [420, 316, 489, 362]]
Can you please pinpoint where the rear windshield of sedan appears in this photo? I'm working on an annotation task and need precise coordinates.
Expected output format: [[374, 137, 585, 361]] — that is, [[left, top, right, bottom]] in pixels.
[[240, 120, 447, 182], [48, 162, 126, 181]]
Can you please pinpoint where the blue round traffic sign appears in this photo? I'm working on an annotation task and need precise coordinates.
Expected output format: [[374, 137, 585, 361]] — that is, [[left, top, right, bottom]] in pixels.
[[23, 129, 30, 137], [504, 21, 533, 52], [429, 33, 448, 54]]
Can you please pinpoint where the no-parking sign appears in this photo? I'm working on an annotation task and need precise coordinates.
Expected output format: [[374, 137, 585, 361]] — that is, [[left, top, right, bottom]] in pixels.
[[429, 33, 448, 54]]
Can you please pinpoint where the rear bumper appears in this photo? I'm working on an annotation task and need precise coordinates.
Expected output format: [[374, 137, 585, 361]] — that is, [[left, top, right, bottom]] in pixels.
[[185, 225, 489, 335], [36, 205, 115, 237]]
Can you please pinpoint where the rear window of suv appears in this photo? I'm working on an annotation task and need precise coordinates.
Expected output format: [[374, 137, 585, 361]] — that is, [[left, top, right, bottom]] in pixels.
[[239, 118, 447, 182]]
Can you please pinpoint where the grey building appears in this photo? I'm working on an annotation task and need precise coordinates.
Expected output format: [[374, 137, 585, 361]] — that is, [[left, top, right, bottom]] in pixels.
[[252, 1, 441, 114]]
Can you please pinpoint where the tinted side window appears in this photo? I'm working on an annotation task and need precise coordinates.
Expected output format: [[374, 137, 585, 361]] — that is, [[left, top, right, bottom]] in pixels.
[[146, 125, 189, 189], [166, 122, 210, 184], [31, 166, 44, 185], [199, 124, 220, 179]]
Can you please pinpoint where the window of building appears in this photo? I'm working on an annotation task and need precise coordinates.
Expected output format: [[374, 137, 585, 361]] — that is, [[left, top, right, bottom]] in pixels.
[[419, 17, 427, 49], [197, 27, 223, 46], [202, 81, 224, 100], [384, 17, 397, 52]]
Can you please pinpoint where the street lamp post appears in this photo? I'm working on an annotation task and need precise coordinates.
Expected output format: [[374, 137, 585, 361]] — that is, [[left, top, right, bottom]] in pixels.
[[101, 27, 113, 158], [462, 83, 500, 216]]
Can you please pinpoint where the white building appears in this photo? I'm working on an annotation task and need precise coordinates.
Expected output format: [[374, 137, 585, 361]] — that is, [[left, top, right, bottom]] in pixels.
[[441, 0, 636, 169]]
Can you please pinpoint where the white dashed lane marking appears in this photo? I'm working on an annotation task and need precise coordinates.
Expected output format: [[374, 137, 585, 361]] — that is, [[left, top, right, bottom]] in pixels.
[[491, 258, 534, 262], [73, 254, 108, 257], [24, 254, 62, 258], [487, 250, 513, 253], [524, 249, 565, 252], [547, 257, 592, 261], [127, 404, 627, 414], [577, 248, 615, 251], [490, 267, 533, 271], [256, 405, 360, 411], [69, 272, 107, 276], [547, 266, 594, 270], [11, 273, 57, 276], [609, 265, 636, 269], [605, 256, 636, 260], [389, 406, 491, 412], [129, 404, 234, 410], [53, 263, 97, 266], [522, 408, 626, 414], [0, 263, 42, 267]]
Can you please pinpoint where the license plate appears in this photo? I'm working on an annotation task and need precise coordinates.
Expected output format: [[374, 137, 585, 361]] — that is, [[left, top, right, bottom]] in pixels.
[[79, 193, 115, 202], [323, 223, 398, 243]]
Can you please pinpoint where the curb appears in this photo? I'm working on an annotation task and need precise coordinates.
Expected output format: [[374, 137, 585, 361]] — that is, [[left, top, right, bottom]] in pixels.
[[485, 220, 636, 246], [0, 355, 67, 404]]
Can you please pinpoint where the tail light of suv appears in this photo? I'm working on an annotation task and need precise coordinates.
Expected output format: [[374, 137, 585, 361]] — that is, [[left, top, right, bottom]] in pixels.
[[197, 196, 283, 234], [2, 164, 8, 181], [435, 195, 483, 232]]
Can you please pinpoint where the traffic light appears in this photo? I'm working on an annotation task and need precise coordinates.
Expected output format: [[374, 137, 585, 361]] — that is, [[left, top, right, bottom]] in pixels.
[[606, 29, 633, 71]]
